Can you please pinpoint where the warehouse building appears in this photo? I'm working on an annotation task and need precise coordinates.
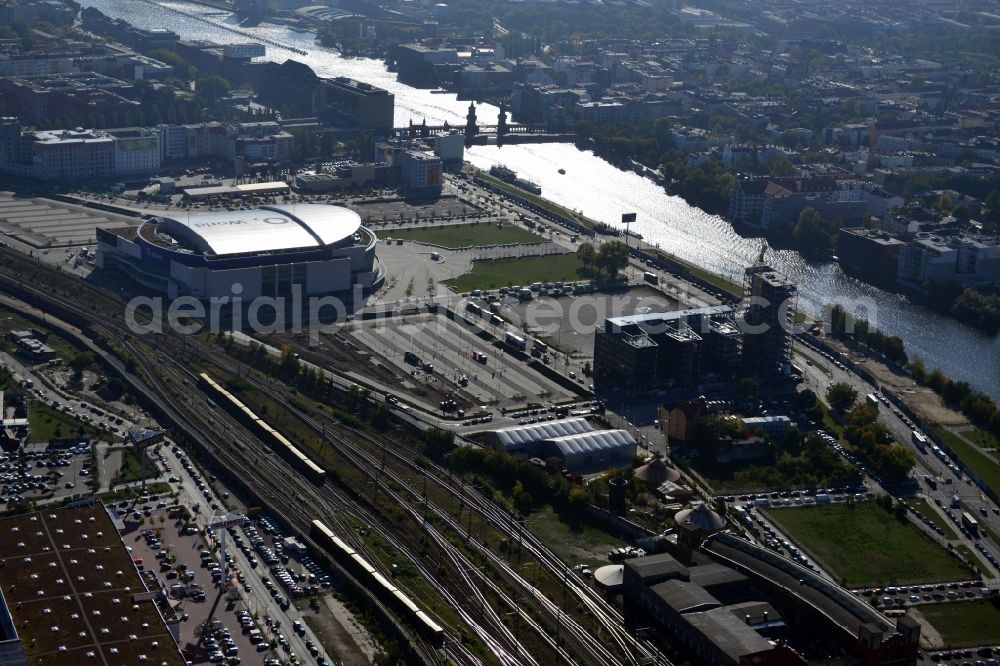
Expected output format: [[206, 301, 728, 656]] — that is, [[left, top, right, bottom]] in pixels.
[[622, 541, 921, 666], [0, 501, 185, 665]]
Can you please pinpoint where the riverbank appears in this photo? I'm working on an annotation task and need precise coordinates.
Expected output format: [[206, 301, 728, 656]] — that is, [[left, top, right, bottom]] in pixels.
[[77, 0, 1000, 403]]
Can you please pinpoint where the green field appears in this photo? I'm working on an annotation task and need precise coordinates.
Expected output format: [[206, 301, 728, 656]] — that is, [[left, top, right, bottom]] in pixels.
[[476, 171, 594, 229], [955, 545, 996, 579], [526, 505, 629, 568], [27, 401, 100, 442], [378, 222, 542, 248], [934, 427, 1000, 496], [446, 253, 586, 292], [767, 503, 972, 586], [110, 447, 156, 488], [967, 428, 999, 451], [921, 600, 1000, 647]]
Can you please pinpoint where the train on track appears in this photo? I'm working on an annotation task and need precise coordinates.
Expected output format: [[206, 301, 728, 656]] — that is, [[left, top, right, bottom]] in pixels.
[[197, 372, 327, 484], [311, 519, 445, 646]]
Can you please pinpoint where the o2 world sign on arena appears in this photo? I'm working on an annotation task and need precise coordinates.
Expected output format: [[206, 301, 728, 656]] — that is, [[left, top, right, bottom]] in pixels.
[[192, 217, 290, 229]]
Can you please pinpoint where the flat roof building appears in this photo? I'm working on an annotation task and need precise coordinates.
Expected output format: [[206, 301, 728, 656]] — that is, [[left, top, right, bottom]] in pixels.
[[314, 76, 394, 131], [594, 306, 741, 392], [0, 502, 185, 665]]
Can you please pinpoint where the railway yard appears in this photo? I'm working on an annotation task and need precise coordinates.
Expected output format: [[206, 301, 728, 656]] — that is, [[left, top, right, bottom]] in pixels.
[[1, 176, 999, 666], [0, 248, 660, 665]]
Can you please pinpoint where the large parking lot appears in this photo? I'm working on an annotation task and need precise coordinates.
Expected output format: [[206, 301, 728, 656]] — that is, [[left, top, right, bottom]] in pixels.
[[0, 193, 132, 249], [502, 285, 678, 359], [0, 440, 93, 506], [348, 310, 578, 410]]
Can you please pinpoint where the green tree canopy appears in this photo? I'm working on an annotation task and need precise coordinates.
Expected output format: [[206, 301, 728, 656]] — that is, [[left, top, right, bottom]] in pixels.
[[596, 240, 630, 277], [826, 382, 858, 413], [195, 74, 231, 103]]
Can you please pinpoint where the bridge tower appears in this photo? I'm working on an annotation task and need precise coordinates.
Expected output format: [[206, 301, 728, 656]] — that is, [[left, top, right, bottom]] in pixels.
[[496, 101, 508, 147], [464, 101, 479, 147]]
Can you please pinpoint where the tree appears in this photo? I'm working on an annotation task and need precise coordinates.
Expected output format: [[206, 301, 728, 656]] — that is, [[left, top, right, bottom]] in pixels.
[[595, 240, 630, 277], [791, 207, 836, 254], [195, 74, 231, 103], [577, 242, 596, 274], [951, 204, 971, 223], [769, 158, 795, 177], [845, 402, 879, 428], [512, 480, 532, 514], [826, 382, 858, 413], [70, 351, 94, 381], [737, 377, 757, 400]]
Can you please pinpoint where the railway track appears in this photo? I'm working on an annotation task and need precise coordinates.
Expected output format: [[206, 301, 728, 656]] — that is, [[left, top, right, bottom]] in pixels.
[[197, 348, 653, 665], [0, 256, 659, 665]]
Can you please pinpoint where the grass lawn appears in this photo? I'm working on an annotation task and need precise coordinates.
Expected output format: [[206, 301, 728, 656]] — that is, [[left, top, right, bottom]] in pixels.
[[526, 505, 629, 568], [27, 401, 99, 442], [967, 428, 999, 451], [97, 482, 172, 504], [821, 403, 846, 441], [0, 305, 83, 360], [378, 222, 542, 248], [446, 253, 586, 292], [766, 503, 972, 587], [909, 497, 959, 540], [476, 171, 594, 229], [934, 427, 1000, 496], [110, 447, 155, 487], [921, 600, 1000, 647], [955, 545, 996, 579]]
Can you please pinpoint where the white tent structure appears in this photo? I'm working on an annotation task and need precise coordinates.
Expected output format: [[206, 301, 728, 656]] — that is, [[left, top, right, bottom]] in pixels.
[[484, 417, 636, 471], [484, 418, 593, 453], [542, 430, 637, 470]]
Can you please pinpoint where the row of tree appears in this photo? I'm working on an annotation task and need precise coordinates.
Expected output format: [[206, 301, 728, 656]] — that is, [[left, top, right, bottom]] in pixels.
[[922, 280, 1000, 334], [575, 240, 630, 278], [829, 305, 908, 365], [907, 357, 1000, 438], [827, 382, 919, 484]]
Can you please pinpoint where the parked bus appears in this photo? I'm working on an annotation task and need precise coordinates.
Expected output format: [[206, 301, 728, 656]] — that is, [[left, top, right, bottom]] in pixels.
[[504, 332, 527, 352], [643, 271, 659, 285], [911, 431, 928, 452], [866, 394, 880, 407]]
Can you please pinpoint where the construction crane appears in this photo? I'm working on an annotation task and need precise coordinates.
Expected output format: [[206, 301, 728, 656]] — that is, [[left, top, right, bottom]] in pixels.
[[755, 239, 768, 266]]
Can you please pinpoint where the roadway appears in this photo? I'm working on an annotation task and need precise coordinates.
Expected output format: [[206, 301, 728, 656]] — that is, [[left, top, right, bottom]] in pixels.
[[794, 343, 1000, 578], [157, 443, 332, 664]]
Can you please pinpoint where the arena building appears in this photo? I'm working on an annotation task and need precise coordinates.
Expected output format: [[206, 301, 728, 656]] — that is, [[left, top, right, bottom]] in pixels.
[[96, 203, 382, 300]]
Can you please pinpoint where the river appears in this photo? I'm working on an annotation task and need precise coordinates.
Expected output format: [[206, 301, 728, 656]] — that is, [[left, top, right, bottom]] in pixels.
[[81, 0, 1000, 400]]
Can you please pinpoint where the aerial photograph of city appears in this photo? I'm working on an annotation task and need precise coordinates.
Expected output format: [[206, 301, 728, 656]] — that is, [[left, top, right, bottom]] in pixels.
[[0, 0, 999, 664]]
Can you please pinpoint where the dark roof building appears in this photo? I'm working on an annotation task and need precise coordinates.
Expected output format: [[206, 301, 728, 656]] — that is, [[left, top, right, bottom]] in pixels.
[[0, 501, 185, 665], [621, 533, 921, 666]]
